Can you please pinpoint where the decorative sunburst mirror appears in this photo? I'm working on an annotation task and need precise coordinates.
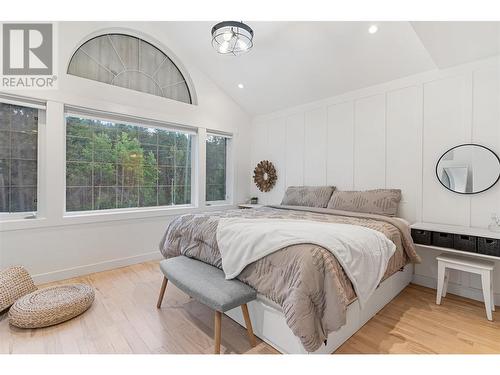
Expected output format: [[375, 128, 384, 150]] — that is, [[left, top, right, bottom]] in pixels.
[[253, 160, 277, 192]]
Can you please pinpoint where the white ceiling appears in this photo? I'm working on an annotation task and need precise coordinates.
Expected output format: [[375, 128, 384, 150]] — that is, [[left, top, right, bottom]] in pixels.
[[411, 22, 500, 68], [153, 21, 500, 115]]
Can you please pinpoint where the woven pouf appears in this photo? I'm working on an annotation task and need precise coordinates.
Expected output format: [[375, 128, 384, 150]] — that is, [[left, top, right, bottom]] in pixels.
[[8, 284, 95, 329], [0, 266, 37, 312]]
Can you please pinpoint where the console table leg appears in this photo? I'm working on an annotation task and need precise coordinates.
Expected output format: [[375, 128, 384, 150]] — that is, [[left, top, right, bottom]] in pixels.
[[436, 263, 445, 305], [442, 269, 450, 297], [491, 275, 495, 312], [481, 270, 493, 321]]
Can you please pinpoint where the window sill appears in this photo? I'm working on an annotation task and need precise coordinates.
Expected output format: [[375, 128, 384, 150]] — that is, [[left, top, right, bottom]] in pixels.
[[206, 200, 232, 207], [0, 216, 48, 231], [0, 204, 237, 232], [61, 205, 199, 227], [64, 204, 194, 219]]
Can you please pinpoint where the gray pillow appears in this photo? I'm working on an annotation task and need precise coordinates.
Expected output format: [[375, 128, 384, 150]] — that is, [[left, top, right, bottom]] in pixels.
[[281, 186, 335, 208], [327, 189, 402, 217]]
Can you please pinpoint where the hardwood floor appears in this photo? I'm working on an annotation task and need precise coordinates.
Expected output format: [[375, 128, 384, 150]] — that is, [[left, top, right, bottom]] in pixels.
[[337, 284, 500, 354], [1, 261, 499, 354]]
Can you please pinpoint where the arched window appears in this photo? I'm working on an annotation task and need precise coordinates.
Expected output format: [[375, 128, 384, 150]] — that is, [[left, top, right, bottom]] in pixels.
[[68, 34, 192, 104]]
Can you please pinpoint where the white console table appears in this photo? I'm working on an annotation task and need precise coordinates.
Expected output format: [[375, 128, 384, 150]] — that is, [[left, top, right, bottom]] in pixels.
[[411, 222, 500, 241], [411, 222, 499, 319], [411, 222, 500, 261]]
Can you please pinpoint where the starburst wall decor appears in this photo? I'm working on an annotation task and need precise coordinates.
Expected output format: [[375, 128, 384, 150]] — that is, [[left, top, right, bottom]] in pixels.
[[253, 160, 277, 192]]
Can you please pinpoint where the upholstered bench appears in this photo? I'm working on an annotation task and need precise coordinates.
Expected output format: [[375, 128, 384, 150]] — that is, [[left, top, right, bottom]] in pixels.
[[156, 256, 257, 354]]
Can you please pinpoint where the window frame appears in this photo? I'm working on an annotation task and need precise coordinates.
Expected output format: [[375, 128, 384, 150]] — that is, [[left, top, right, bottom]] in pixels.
[[63, 107, 197, 215], [0, 95, 237, 232], [0, 97, 46, 221], [205, 132, 232, 206]]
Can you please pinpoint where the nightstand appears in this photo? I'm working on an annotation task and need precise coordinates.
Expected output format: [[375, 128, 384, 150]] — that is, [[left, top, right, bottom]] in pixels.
[[238, 204, 264, 209]]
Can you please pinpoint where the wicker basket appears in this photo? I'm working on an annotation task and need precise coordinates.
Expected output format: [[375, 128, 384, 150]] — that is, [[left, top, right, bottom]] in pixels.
[[8, 283, 95, 329], [0, 266, 37, 312]]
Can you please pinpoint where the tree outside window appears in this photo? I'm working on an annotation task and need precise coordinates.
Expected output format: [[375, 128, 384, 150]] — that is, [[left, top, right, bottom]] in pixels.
[[66, 116, 192, 212], [206, 135, 227, 202], [0, 103, 39, 213]]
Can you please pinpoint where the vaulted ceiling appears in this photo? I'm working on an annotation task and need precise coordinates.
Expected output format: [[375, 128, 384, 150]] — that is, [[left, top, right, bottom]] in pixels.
[[152, 21, 500, 115]]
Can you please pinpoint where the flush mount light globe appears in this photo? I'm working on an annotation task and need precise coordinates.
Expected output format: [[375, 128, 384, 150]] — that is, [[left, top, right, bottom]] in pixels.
[[211, 21, 254, 55]]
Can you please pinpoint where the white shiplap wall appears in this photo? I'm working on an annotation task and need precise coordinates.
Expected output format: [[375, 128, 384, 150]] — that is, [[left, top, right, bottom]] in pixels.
[[251, 57, 500, 227], [250, 57, 500, 304]]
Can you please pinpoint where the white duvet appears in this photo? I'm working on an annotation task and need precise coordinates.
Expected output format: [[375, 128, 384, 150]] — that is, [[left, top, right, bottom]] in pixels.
[[216, 218, 396, 307]]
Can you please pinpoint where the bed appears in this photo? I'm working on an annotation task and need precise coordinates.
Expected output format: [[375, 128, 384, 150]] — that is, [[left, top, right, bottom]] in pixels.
[[159, 203, 420, 354]]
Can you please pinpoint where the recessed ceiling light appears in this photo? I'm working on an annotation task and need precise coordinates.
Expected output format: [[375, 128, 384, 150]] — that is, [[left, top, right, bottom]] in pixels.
[[238, 83, 244, 89], [368, 25, 378, 34]]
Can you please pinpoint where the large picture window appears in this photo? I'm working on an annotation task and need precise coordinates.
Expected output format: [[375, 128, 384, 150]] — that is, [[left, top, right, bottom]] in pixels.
[[206, 134, 228, 202], [0, 102, 39, 214], [66, 115, 193, 212]]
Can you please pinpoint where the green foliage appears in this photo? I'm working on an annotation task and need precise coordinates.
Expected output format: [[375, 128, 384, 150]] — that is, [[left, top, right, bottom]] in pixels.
[[206, 135, 227, 201], [66, 117, 194, 211]]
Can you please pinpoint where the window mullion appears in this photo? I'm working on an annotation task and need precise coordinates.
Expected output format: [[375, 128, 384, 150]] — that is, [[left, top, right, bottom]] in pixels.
[[8, 109, 12, 213], [196, 128, 207, 208], [44, 101, 65, 221]]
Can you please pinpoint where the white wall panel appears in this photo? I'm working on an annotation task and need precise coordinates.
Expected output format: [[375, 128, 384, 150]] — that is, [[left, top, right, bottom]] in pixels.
[[326, 102, 354, 189], [470, 66, 500, 227], [251, 61, 499, 228], [285, 114, 305, 188], [422, 74, 472, 226], [386, 86, 423, 222], [2, 218, 165, 283], [304, 108, 327, 185], [267, 118, 287, 204], [250, 58, 500, 306], [354, 94, 386, 190], [250, 121, 269, 198]]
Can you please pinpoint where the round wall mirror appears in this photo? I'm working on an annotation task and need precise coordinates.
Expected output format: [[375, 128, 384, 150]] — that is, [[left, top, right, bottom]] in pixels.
[[436, 144, 500, 194]]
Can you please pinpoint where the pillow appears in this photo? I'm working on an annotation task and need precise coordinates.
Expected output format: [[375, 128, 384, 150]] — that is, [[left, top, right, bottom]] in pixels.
[[327, 189, 402, 217], [281, 186, 335, 208]]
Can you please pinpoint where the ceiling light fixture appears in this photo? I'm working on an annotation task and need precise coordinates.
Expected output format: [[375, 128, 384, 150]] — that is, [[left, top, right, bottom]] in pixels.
[[211, 21, 254, 55], [368, 24, 378, 34], [238, 83, 244, 89]]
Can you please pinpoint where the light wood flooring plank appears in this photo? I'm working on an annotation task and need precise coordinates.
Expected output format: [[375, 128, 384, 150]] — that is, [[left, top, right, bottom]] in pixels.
[[1, 261, 499, 354]]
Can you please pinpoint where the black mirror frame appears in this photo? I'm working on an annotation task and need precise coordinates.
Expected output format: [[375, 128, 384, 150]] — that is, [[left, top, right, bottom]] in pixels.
[[435, 143, 500, 195]]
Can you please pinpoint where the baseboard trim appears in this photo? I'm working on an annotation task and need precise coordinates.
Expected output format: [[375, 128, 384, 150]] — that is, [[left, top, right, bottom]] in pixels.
[[31, 251, 162, 284], [412, 274, 499, 306]]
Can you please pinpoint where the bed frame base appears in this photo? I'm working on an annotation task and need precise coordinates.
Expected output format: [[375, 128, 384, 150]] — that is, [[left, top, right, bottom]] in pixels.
[[225, 264, 413, 354]]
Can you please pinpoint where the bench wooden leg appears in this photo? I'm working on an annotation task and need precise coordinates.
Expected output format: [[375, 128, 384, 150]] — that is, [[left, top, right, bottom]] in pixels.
[[241, 303, 256, 347], [156, 277, 168, 309], [214, 311, 222, 354]]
